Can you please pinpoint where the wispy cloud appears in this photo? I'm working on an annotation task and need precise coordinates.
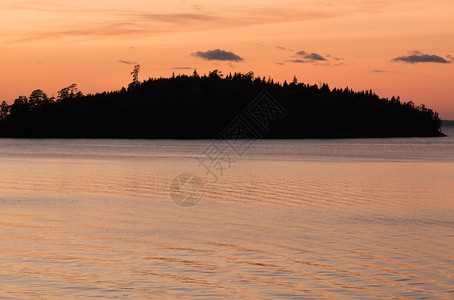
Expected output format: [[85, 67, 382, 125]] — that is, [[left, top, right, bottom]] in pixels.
[[276, 46, 293, 52], [172, 67, 194, 70], [1, 3, 342, 44], [4, 0, 434, 46], [370, 69, 405, 74], [285, 59, 306, 64], [191, 49, 243, 62], [391, 52, 451, 64], [118, 60, 138, 65]]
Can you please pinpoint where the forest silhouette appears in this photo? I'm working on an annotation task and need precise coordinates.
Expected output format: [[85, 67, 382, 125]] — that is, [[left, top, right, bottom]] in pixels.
[[0, 69, 444, 138]]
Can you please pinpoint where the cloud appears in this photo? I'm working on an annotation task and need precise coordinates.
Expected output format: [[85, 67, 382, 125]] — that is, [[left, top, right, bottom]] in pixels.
[[2, 4, 342, 44], [285, 50, 343, 66], [371, 69, 405, 74], [297, 51, 327, 61], [118, 60, 138, 65], [285, 59, 306, 63], [9, 1, 421, 46], [172, 67, 194, 70], [305, 53, 327, 61], [391, 53, 451, 64], [276, 62, 285, 66], [191, 49, 243, 62], [276, 46, 293, 52]]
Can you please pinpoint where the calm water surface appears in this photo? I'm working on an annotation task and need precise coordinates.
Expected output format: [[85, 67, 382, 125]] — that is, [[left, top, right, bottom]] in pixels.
[[0, 127, 453, 299]]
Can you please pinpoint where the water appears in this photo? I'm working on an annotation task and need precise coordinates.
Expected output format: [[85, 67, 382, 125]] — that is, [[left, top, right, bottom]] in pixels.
[[0, 127, 453, 299]]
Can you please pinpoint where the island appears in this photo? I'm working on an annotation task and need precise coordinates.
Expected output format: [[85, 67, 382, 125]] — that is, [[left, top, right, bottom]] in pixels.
[[0, 70, 444, 138]]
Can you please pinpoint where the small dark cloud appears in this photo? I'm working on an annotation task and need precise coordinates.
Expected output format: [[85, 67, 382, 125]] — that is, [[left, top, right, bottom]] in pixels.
[[129, 46, 137, 49], [296, 50, 327, 62], [191, 49, 243, 62], [286, 50, 343, 66], [118, 60, 138, 65], [447, 55, 454, 62], [285, 59, 306, 63], [391, 53, 451, 64], [276, 62, 285, 66], [372, 69, 385, 73], [172, 67, 194, 70], [305, 53, 326, 61]]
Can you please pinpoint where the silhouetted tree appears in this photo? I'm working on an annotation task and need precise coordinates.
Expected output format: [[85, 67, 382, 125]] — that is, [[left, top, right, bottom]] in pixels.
[[58, 87, 70, 101], [0, 101, 9, 119], [208, 69, 222, 78], [129, 65, 141, 87], [244, 71, 254, 81], [8, 96, 28, 118], [292, 75, 298, 85], [15, 95, 28, 105], [29, 89, 49, 106], [58, 84, 81, 101]]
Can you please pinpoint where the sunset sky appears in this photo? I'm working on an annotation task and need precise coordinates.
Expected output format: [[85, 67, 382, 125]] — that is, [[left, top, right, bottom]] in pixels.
[[1, 0, 453, 119]]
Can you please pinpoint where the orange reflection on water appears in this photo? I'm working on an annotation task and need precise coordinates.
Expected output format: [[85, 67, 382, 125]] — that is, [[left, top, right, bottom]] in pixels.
[[0, 139, 453, 299]]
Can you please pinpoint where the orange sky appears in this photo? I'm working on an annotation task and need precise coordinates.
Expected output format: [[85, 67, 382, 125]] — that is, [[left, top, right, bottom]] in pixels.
[[1, 0, 453, 119]]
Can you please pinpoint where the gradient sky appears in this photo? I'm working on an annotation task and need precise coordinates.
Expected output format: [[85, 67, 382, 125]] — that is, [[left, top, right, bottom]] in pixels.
[[1, 0, 453, 118]]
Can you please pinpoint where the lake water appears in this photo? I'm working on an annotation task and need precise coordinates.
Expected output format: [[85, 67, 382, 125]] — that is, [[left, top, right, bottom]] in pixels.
[[0, 127, 453, 299]]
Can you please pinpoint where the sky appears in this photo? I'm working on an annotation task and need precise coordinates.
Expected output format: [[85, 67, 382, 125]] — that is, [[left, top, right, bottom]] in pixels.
[[1, 0, 453, 119]]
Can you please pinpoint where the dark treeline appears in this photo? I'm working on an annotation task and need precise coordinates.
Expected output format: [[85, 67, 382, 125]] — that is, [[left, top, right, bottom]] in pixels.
[[0, 70, 444, 138]]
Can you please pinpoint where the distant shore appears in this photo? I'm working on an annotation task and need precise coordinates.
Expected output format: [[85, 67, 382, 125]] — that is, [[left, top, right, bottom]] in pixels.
[[442, 120, 454, 127]]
